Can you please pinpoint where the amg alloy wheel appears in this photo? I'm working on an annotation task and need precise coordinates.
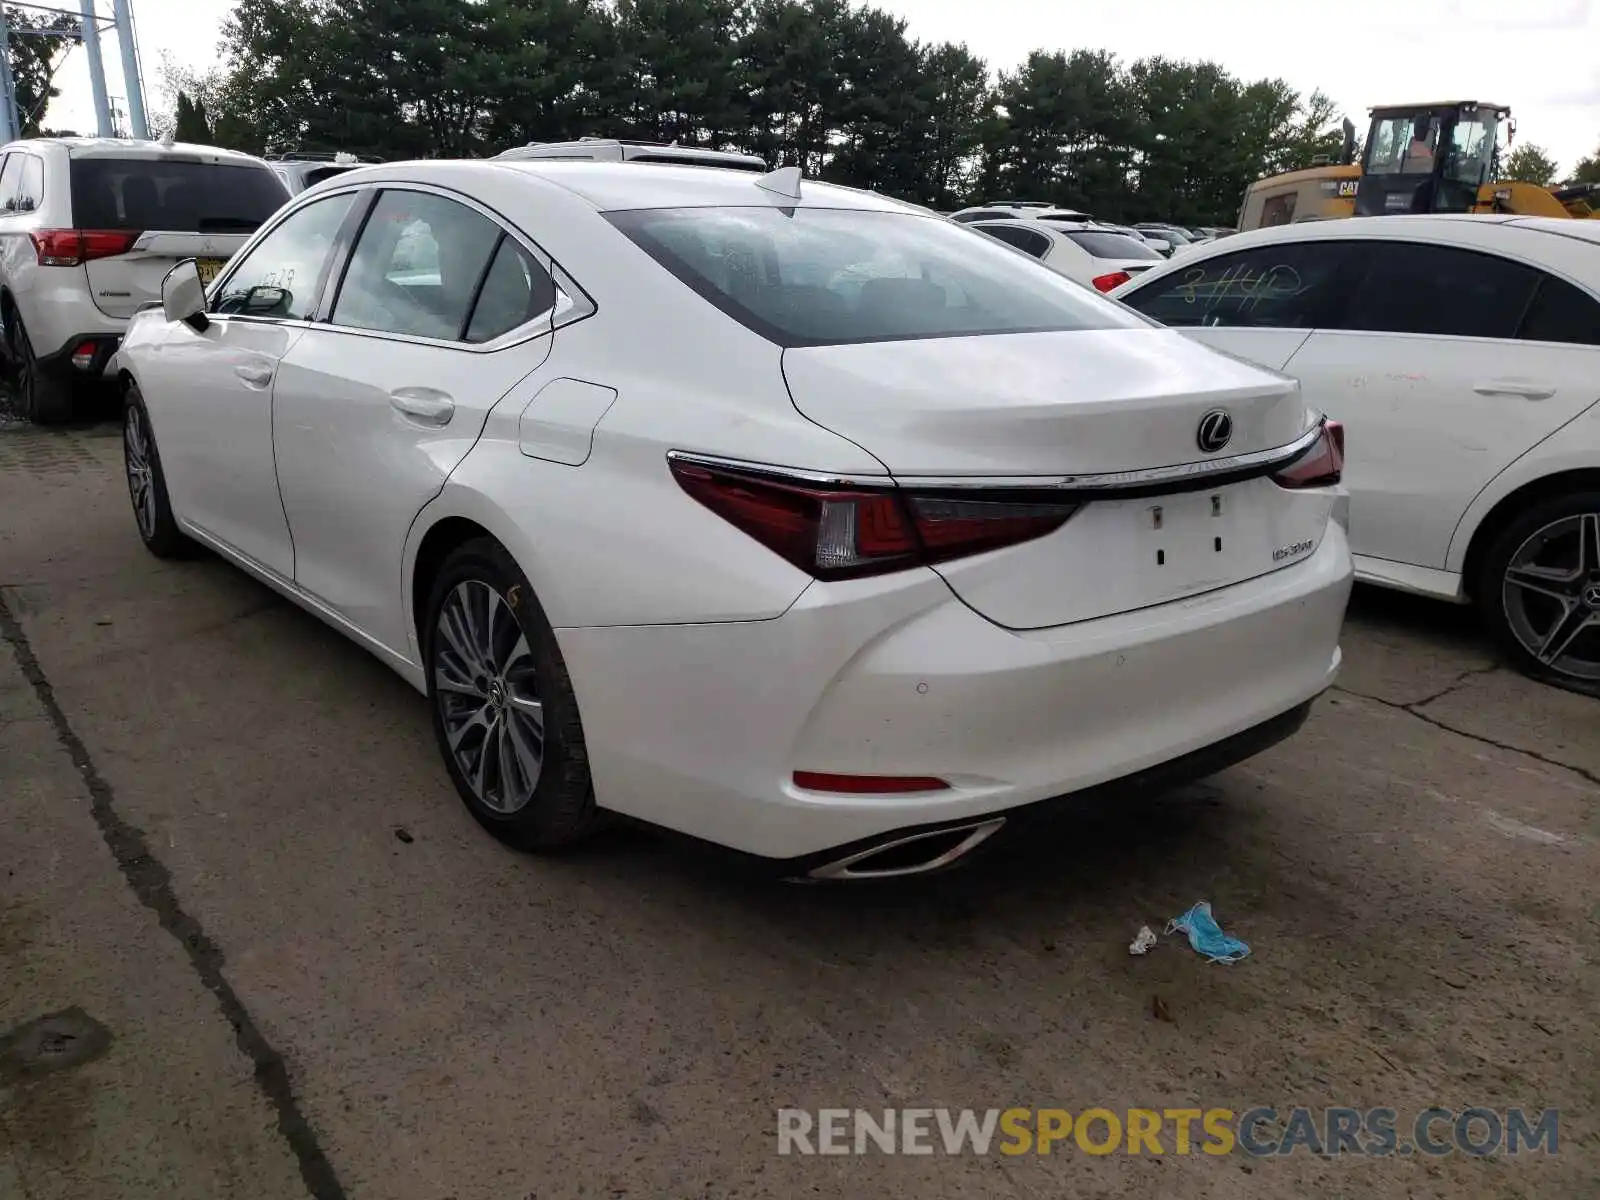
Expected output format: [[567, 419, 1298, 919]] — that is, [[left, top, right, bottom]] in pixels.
[[1488, 504, 1600, 689]]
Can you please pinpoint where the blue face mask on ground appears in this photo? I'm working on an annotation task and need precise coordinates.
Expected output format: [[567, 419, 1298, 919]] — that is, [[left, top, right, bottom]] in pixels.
[[1166, 900, 1250, 964]]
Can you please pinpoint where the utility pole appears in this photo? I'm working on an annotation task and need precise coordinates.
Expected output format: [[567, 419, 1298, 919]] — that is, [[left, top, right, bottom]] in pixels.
[[110, 0, 145, 138], [79, 0, 113, 137], [0, 8, 16, 144]]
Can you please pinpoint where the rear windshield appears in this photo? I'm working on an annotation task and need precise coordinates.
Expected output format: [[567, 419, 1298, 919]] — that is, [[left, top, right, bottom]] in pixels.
[[628, 153, 765, 173], [1065, 230, 1164, 261], [69, 158, 288, 233], [303, 165, 358, 188], [607, 206, 1142, 346]]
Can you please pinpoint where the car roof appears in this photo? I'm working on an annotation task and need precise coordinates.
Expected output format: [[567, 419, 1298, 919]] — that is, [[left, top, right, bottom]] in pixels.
[[7, 137, 271, 166], [485, 159, 921, 213]]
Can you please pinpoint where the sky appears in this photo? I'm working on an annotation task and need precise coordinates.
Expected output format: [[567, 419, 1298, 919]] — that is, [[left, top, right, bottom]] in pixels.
[[42, 0, 1600, 174]]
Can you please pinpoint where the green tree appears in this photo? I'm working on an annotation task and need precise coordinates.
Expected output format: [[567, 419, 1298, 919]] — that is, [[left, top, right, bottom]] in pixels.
[[174, 90, 214, 142], [1502, 143, 1558, 186], [1571, 141, 1600, 184], [6, 5, 79, 136]]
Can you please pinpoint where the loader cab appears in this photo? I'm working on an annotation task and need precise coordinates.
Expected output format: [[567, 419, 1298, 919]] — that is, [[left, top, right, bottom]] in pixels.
[[1356, 102, 1506, 216]]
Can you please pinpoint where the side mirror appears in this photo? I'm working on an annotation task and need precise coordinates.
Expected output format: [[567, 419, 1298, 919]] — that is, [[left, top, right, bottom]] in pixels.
[[162, 260, 210, 332]]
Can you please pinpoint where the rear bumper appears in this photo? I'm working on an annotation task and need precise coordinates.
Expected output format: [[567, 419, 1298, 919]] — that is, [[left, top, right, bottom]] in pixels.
[[11, 270, 126, 363], [556, 524, 1353, 861], [35, 331, 122, 378]]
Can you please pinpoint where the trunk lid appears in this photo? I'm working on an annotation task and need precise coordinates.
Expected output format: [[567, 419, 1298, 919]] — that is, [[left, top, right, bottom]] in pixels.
[[781, 327, 1305, 477], [85, 232, 253, 318], [782, 327, 1333, 629]]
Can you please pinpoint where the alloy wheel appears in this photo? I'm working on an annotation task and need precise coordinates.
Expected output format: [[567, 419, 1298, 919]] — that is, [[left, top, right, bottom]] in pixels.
[[1500, 511, 1600, 682], [124, 407, 157, 541], [433, 579, 545, 813]]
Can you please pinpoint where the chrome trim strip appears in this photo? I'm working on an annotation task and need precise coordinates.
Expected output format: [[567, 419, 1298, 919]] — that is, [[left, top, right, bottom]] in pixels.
[[668, 415, 1328, 494]]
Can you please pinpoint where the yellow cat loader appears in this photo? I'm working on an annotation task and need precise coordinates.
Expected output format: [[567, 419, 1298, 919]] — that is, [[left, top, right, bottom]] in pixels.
[[1238, 101, 1600, 231]]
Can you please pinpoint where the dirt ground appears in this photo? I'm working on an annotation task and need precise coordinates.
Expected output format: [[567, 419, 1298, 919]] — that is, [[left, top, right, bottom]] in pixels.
[[1, 410, 1596, 1200]]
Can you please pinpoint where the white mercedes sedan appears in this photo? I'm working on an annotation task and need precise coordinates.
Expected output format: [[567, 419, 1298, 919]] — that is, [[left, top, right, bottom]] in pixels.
[[116, 158, 1352, 878], [1113, 215, 1600, 694]]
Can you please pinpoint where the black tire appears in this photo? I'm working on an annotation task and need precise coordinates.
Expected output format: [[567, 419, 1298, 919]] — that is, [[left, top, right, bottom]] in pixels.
[[123, 383, 195, 559], [8, 311, 75, 424], [423, 538, 603, 849], [1475, 489, 1600, 695]]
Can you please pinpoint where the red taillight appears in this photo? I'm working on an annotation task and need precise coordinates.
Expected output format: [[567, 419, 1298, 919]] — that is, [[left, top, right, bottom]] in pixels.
[[30, 229, 140, 267], [1091, 270, 1132, 293], [1272, 421, 1344, 489], [792, 771, 949, 794], [669, 459, 1079, 580]]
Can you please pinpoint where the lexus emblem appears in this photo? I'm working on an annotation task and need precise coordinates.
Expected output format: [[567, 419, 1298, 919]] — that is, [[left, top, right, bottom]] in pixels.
[[1196, 409, 1233, 454]]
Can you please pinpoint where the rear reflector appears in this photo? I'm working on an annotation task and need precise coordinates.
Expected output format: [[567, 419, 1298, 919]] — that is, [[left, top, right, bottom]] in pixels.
[[31, 229, 141, 267], [1091, 271, 1132, 292], [669, 459, 1079, 580], [792, 772, 950, 794], [1272, 420, 1344, 489]]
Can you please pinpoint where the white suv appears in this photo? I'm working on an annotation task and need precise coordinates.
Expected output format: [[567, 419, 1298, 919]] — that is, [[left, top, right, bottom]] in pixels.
[[0, 137, 289, 422]]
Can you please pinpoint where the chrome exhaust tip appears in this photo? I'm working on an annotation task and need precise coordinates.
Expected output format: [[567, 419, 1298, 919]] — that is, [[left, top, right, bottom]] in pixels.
[[803, 818, 1006, 881]]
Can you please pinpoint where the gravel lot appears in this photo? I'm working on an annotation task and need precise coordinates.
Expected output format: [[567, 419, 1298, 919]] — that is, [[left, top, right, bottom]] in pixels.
[[2, 411, 1596, 1199]]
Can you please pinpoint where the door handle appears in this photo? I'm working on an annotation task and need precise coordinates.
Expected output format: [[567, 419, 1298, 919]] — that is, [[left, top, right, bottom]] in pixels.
[[1473, 381, 1555, 400], [234, 363, 274, 388], [389, 389, 455, 426]]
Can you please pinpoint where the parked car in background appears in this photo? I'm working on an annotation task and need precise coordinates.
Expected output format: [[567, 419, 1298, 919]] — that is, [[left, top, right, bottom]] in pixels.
[[117, 159, 1350, 877], [268, 150, 384, 195], [1134, 224, 1196, 256], [492, 137, 766, 172], [970, 218, 1165, 291], [950, 203, 1095, 224], [0, 137, 288, 423], [1113, 214, 1600, 692]]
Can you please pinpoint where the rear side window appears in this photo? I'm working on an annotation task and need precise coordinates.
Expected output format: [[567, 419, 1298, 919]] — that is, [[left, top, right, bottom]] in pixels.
[[975, 223, 1052, 258], [1120, 240, 1352, 329], [608, 205, 1141, 347], [68, 158, 289, 233], [1064, 230, 1163, 261], [16, 156, 42, 211], [1516, 274, 1600, 346], [465, 236, 558, 343], [332, 189, 504, 341], [0, 154, 22, 211], [1337, 242, 1538, 339]]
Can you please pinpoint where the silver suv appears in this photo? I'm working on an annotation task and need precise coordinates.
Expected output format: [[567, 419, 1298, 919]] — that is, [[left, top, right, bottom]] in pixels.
[[491, 138, 766, 172], [267, 151, 384, 196], [0, 137, 289, 422]]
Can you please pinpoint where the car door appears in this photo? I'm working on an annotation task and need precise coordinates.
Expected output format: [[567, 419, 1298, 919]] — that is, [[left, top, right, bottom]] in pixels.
[[1278, 240, 1600, 570], [271, 186, 559, 655], [1117, 237, 1357, 371], [137, 190, 357, 579]]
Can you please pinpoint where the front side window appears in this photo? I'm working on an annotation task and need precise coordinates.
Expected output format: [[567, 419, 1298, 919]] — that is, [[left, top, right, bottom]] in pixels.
[[332, 190, 503, 340], [607, 206, 1143, 347], [1445, 110, 1498, 187], [1336, 242, 1538, 339], [974, 223, 1052, 258], [212, 192, 356, 320], [1119, 241, 1352, 329], [1367, 115, 1440, 176]]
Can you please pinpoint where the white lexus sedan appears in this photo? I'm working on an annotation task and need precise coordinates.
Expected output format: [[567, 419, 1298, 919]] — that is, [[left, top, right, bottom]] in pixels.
[[116, 159, 1352, 878], [1113, 215, 1600, 693]]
